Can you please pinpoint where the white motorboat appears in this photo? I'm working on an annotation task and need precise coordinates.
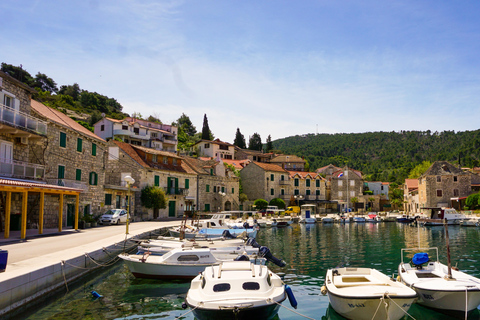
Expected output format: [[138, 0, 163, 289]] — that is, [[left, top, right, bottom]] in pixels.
[[352, 216, 366, 223], [169, 226, 257, 239], [185, 261, 294, 320], [460, 218, 479, 227], [119, 247, 267, 279], [321, 214, 335, 223], [324, 267, 417, 320], [299, 204, 317, 224], [398, 248, 480, 316], [137, 238, 248, 255], [417, 207, 466, 226]]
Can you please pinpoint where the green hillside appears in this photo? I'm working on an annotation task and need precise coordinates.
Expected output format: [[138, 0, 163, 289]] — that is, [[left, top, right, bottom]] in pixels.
[[273, 130, 480, 183]]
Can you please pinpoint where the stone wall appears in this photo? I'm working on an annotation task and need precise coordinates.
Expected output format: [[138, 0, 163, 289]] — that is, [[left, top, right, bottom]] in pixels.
[[240, 164, 266, 201]]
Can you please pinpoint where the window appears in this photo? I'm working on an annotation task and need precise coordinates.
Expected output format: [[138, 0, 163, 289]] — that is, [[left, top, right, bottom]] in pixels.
[[350, 191, 355, 198], [4, 94, 13, 108], [58, 165, 65, 179], [204, 143, 210, 149], [306, 179, 310, 187], [75, 169, 82, 181], [154, 175, 160, 187], [339, 191, 343, 197], [185, 179, 189, 189], [152, 155, 157, 162], [270, 174, 274, 182], [133, 127, 139, 134], [163, 157, 168, 164], [437, 176, 441, 182], [221, 186, 225, 193], [205, 204, 210, 211], [271, 188, 274, 195], [306, 190, 311, 195], [89, 172, 98, 185], [213, 283, 231, 292], [281, 189, 285, 195], [294, 178, 299, 187], [206, 185, 210, 192], [454, 176, 458, 182], [316, 180, 320, 188], [60, 132, 67, 148], [338, 180, 343, 187], [105, 194, 112, 205], [77, 138, 83, 152], [281, 175, 285, 181], [231, 187, 234, 194], [122, 125, 128, 130], [100, 125, 105, 131], [177, 255, 200, 262], [294, 189, 299, 195], [92, 143, 97, 156], [242, 282, 260, 290], [454, 189, 459, 197], [437, 190, 442, 197], [350, 180, 355, 187], [316, 190, 320, 196], [210, 168, 214, 175]]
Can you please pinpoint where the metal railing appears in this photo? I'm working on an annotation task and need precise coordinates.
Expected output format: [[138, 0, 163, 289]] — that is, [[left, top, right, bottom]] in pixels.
[[164, 187, 189, 196], [45, 178, 89, 191], [0, 158, 45, 179], [0, 104, 47, 135]]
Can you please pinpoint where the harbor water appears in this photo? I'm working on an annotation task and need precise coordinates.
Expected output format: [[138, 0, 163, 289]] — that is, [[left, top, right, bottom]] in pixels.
[[18, 222, 480, 319]]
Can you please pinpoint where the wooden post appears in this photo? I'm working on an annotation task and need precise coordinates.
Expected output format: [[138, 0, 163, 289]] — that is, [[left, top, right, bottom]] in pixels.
[[444, 218, 453, 279], [4, 192, 11, 239], [74, 194, 79, 230], [39, 192, 45, 234], [20, 191, 28, 240], [58, 194, 64, 232]]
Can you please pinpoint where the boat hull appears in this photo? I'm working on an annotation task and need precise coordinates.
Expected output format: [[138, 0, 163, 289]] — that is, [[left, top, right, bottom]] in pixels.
[[413, 286, 480, 314], [123, 258, 212, 279], [190, 302, 281, 320], [169, 228, 257, 239], [327, 292, 415, 320]]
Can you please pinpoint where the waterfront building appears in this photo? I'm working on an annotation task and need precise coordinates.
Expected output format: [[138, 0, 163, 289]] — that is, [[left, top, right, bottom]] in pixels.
[[270, 154, 306, 171], [234, 147, 273, 162], [403, 179, 420, 214], [94, 116, 178, 153], [364, 181, 390, 199], [329, 167, 364, 212], [240, 161, 289, 204], [193, 138, 235, 160]]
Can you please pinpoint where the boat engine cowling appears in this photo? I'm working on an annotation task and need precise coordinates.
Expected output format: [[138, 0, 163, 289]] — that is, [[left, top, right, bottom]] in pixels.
[[234, 255, 250, 261], [246, 237, 261, 248], [222, 230, 235, 239], [259, 246, 286, 267], [243, 222, 250, 229]]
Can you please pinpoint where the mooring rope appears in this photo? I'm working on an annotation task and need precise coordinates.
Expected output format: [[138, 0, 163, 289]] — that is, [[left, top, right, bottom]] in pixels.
[[60, 261, 69, 292], [371, 295, 385, 320], [465, 287, 468, 320], [385, 293, 416, 320], [173, 304, 199, 319], [270, 299, 315, 320]]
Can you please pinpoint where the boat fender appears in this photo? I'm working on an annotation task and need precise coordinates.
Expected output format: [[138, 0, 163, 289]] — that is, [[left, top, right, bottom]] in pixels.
[[182, 302, 188, 309], [320, 285, 327, 295], [91, 291, 103, 299], [397, 275, 401, 282], [285, 285, 297, 309]]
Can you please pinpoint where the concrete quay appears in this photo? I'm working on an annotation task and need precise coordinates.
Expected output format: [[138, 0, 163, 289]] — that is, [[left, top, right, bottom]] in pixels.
[[0, 221, 181, 318]]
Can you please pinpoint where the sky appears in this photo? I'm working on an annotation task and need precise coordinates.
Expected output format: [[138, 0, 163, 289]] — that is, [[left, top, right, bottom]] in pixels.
[[2, 0, 480, 143]]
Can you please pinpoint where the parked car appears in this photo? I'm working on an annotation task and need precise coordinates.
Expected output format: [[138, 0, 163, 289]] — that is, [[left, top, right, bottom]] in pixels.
[[99, 209, 128, 225]]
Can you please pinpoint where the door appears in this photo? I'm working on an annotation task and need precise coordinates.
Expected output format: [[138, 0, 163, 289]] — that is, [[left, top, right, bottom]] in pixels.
[[66, 204, 75, 227], [0, 142, 13, 175], [168, 201, 176, 217]]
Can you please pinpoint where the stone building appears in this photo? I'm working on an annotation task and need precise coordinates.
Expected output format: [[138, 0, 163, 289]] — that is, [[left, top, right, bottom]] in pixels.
[[0, 72, 82, 239], [329, 167, 364, 212], [108, 141, 197, 219], [270, 154, 306, 171], [182, 157, 240, 212], [418, 161, 471, 209], [240, 162, 290, 203], [30, 100, 107, 222], [234, 147, 273, 163]]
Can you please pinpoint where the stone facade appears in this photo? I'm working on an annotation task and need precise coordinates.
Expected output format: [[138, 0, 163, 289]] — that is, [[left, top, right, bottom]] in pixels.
[[329, 167, 364, 211], [240, 162, 288, 203]]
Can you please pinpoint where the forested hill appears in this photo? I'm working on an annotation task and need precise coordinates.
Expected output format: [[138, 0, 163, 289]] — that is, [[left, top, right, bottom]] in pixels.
[[272, 130, 480, 184]]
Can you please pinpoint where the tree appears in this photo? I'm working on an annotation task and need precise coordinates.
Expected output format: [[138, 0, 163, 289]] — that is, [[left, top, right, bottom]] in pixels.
[[408, 161, 432, 179], [388, 183, 404, 210], [140, 185, 167, 211], [201, 114, 214, 140], [350, 197, 358, 211], [1, 63, 34, 85], [59, 83, 81, 100], [465, 192, 480, 210], [269, 198, 286, 209], [177, 113, 196, 136], [234, 128, 246, 149], [239, 193, 248, 208], [253, 198, 268, 210], [147, 114, 162, 124], [32, 72, 58, 93], [248, 133, 262, 151], [266, 135, 273, 152]]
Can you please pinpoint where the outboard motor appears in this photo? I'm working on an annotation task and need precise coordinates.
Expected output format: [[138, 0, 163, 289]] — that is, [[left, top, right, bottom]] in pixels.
[[259, 246, 286, 267], [243, 222, 250, 229], [246, 237, 261, 248], [234, 255, 250, 261], [222, 230, 235, 239]]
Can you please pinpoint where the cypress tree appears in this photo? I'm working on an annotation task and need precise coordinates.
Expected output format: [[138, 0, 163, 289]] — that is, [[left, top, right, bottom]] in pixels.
[[234, 128, 246, 149]]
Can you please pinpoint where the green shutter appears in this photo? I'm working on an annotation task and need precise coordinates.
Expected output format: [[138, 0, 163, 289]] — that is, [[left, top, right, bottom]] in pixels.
[[154, 175, 160, 187], [210, 168, 213, 175], [175, 178, 179, 194], [76, 169, 81, 181], [185, 179, 189, 189], [270, 174, 274, 181], [77, 138, 83, 152], [105, 194, 112, 205], [92, 143, 97, 156], [58, 165, 65, 179], [295, 178, 299, 186], [206, 185, 210, 192], [221, 186, 225, 193], [271, 188, 274, 195], [205, 204, 210, 211], [306, 179, 310, 187], [232, 188, 234, 194], [60, 132, 66, 148], [89, 172, 98, 185], [316, 180, 320, 187]]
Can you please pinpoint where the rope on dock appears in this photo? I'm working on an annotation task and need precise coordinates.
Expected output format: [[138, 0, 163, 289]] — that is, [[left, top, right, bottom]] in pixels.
[[60, 261, 69, 293], [270, 299, 315, 320]]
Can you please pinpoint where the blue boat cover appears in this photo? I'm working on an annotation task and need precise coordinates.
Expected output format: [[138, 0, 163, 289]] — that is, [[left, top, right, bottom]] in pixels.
[[412, 252, 429, 265]]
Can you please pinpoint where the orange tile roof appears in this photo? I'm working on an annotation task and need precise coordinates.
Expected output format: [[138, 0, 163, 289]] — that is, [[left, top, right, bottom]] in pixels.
[[223, 159, 250, 170], [404, 179, 419, 190], [250, 161, 288, 173], [31, 100, 105, 142], [288, 171, 322, 179]]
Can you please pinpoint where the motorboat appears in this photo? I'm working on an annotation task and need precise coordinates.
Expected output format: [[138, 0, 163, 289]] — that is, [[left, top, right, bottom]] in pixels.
[[321, 214, 335, 223], [417, 207, 466, 226], [185, 261, 294, 320], [169, 226, 257, 239], [299, 204, 317, 224], [396, 214, 416, 223], [398, 248, 480, 316], [271, 218, 289, 228], [460, 218, 479, 227], [120, 247, 266, 279], [324, 267, 417, 320], [137, 237, 248, 255], [366, 213, 378, 222], [352, 216, 366, 223]]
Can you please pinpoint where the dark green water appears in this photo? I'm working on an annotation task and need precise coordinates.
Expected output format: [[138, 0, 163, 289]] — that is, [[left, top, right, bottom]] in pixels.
[[21, 223, 480, 319]]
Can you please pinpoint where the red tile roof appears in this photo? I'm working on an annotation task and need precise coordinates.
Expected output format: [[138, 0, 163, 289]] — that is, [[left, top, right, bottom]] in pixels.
[[223, 159, 250, 170], [249, 161, 288, 173], [0, 178, 83, 192]]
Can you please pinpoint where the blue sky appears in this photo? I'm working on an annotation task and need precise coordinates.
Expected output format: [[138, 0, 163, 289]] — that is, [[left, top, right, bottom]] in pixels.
[[2, 0, 480, 143]]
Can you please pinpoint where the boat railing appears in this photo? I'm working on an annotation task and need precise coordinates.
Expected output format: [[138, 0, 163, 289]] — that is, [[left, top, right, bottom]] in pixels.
[[400, 247, 439, 264]]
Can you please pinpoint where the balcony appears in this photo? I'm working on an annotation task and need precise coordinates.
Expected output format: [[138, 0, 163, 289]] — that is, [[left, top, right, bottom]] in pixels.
[[0, 104, 47, 135], [279, 180, 290, 185], [164, 187, 189, 196], [0, 158, 45, 180], [46, 178, 88, 191]]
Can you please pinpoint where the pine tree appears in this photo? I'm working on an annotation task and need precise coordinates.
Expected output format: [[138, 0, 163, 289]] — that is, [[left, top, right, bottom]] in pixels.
[[201, 114, 211, 140], [248, 133, 263, 151], [266, 134, 273, 152], [234, 128, 246, 149]]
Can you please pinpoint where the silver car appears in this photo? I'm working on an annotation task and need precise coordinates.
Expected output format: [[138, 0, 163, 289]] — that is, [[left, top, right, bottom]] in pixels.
[[100, 209, 128, 225]]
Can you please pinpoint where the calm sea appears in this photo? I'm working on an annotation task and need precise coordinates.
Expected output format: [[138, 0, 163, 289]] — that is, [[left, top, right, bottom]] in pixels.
[[20, 222, 480, 320]]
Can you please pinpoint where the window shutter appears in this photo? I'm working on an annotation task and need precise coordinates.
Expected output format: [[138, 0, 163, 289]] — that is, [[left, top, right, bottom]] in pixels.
[[154, 175, 159, 187], [58, 165, 65, 179], [76, 169, 81, 181], [105, 194, 112, 205], [206, 185, 210, 192], [14, 98, 20, 111], [185, 179, 189, 189], [92, 143, 97, 156], [175, 178, 178, 193], [60, 132, 66, 148], [77, 138, 83, 152]]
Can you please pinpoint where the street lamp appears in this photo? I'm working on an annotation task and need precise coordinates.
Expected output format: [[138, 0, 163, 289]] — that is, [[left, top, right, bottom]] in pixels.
[[124, 175, 135, 235], [218, 191, 226, 212], [294, 195, 303, 207]]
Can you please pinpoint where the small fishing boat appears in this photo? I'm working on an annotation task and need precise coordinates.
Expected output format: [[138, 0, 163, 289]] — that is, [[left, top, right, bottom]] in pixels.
[[366, 213, 378, 222], [396, 214, 416, 223], [120, 247, 266, 279], [417, 207, 466, 226], [169, 226, 257, 239], [185, 261, 296, 320], [299, 204, 317, 224], [398, 248, 480, 316], [321, 214, 335, 223], [324, 267, 417, 320], [137, 238, 249, 256]]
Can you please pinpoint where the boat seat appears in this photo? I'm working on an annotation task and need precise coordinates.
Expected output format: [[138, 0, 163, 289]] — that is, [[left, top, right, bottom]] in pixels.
[[333, 275, 386, 287]]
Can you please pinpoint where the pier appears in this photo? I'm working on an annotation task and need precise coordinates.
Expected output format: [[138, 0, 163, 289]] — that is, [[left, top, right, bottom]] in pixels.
[[0, 221, 180, 318]]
